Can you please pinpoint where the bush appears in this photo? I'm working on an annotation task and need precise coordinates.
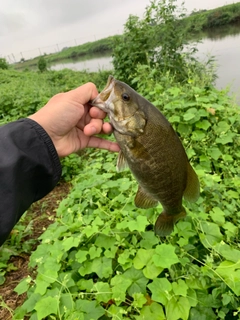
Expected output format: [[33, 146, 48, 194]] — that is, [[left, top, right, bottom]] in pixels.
[[38, 56, 47, 72], [0, 58, 9, 70]]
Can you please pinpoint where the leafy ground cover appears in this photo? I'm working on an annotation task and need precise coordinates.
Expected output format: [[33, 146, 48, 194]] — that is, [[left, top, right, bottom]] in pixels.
[[1, 67, 239, 319], [1, 1, 240, 318]]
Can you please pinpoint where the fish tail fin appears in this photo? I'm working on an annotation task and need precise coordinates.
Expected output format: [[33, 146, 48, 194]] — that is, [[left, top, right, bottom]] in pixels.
[[154, 208, 186, 237]]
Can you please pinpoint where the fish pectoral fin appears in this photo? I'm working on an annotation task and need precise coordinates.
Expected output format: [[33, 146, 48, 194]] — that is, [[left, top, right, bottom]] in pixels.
[[134, 185, 158, 209], [183, 162, 200, 203], [116, 150, 128, 172]]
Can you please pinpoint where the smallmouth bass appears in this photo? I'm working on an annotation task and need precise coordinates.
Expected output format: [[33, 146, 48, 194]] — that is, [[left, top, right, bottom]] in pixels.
[[91, 76, 200, 236]]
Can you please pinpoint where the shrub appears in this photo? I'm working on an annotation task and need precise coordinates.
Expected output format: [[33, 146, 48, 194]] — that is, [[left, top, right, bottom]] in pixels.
[[38, 56, 47, 72]]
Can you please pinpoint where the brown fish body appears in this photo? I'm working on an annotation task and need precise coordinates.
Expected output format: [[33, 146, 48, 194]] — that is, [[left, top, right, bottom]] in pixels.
[[92, 76, 200, 236]]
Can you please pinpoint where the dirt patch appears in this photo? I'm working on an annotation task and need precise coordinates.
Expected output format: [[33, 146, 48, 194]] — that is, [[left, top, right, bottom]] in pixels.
[[0, 181, 71, 320]]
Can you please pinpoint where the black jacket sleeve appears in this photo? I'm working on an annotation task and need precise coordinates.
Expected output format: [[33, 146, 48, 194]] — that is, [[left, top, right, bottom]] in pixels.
[[0, 118, 62, 246]]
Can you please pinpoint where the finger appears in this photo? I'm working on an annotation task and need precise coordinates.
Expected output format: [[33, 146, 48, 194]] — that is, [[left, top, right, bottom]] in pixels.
[[102, 122, 114, 134], [87, 136, 120, 152], [70, 82, 99, 105], [89, 106, 107, 120], [84, 118, 103, 136]]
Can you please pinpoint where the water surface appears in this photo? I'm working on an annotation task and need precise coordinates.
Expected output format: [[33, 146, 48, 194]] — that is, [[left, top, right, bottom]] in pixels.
[[50, 24, 240, 104]]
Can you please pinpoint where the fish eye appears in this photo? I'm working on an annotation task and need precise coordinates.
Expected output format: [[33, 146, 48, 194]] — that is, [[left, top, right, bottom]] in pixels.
[[122, 93, 130, 102]]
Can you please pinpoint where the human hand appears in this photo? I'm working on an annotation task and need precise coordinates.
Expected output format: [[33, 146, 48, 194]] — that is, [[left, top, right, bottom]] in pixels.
[[28, 82, 120, 157]]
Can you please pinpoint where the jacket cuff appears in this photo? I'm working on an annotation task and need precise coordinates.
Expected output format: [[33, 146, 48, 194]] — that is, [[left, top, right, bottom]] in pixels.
[[23, 118, 62, 183]]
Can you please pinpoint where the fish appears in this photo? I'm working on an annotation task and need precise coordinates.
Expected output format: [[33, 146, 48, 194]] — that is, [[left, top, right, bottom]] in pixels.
[[91, 76, 200, 236]]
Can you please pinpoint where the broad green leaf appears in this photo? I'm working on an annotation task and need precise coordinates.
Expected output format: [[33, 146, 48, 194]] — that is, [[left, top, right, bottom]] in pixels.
[[216, 261, 240, 295], [136, 302, 165, 320], [199, 221, 223, 248], [93, 282, 112, 303], [191, 130, 206, 141], [134, 249, 154, 269], [91, 256, 112, 278], [152, 244, 179, 268], [215, 242, 240, 263], [75, 250, 88, 263], [166, 296, 190, 320], [148, 278, 172, 305], [77, 279, 94, 291], [132, 293, 147, 308], [196, 119, 211, 130], [95, 234, 116, 249], [172, 279, 188, 297], [111, 274, 132, 304], [124, 267, 148, 296], [14, 276, 32, 295], [35, 296, 58, 319], [62, 236, 81, 251], [89, 246, 102, 259], [75, 300, 105, 320], [209, 207, 225, 225], [128, 215, 149, 232], [208, 147, 222, 160]]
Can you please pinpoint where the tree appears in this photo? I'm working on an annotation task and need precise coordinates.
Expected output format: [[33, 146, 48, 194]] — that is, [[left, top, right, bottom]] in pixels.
[[0, 58, 9, 70], [38, 56, 47, 72]]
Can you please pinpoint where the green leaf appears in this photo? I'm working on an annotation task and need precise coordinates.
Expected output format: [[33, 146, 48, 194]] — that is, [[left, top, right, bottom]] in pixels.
[[172, 279, 188, 297], [152, 244, 179, 268], [166, 296, 190, 320], [111, 274, 132, 304], [93, 282, 112, 303], [134, 249, 163, 279], [137, 302, 165, 320], [208, 147, 222, 160], [134, 249, 154, 269], [14, 276, 32, 294], [75, 250, 88, 263], [191, 130, 206, 141], [128, 215, 149, 232], [35, 296, 58, 319], [196, 119, 211, 130], [209, 207, 225, 225], [124, 267, 148, 296], [215, 242, 240, 263], [75, 300, 105, 320], [148, 278, 172, 305], [132, 293, 147, 308], [95, 234, 116, 249], [91, 257, 113, 278], [62, 236, 81, 251], [199, 221, 223, 248]]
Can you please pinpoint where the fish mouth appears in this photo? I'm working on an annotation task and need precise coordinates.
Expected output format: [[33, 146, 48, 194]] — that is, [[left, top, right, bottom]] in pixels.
[[90, 75, 115, 112]]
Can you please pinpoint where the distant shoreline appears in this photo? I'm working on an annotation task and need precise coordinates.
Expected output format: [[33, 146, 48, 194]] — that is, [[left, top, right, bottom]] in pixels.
[[13, 2, 240, 71]]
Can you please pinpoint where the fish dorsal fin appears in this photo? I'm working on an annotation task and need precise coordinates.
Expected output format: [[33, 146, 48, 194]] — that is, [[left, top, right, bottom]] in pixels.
[[116, 150, 128, 172], [183, 162, 200, 203], [134, 185, 158, 209]]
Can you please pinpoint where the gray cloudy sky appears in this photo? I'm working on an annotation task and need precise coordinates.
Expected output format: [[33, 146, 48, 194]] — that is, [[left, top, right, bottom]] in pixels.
[[0, 0, 232, 61]]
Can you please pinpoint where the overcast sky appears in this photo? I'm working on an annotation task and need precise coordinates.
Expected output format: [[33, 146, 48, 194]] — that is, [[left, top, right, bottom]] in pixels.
[[0, 0, 233, 61]]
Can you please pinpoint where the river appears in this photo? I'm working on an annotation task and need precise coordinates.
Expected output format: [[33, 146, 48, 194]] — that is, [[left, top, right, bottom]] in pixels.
[[50, 24, 240, 104]]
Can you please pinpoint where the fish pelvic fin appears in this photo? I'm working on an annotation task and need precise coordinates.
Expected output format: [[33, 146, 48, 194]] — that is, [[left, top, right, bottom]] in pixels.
[[116, 150, 128, 172], [154, 208, 186, 237], [184, 162, 200, 203], [135, 185, 158, 209]]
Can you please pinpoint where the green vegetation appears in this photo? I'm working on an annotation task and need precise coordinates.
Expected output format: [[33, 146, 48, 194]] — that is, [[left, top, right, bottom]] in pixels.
[[14, 36, 119, 70], [0, 58, 9, 70], [37, 56, 47, 72], [13, 2, 240, 72], [187, 2, 240, 32], [1, 0, 240, 319]]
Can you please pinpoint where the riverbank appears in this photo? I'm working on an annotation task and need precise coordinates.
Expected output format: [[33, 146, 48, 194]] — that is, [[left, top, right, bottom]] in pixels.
[[13, 2, 240, 71]]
